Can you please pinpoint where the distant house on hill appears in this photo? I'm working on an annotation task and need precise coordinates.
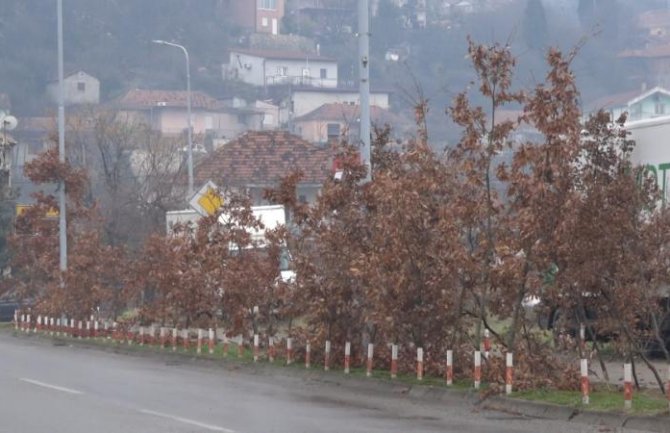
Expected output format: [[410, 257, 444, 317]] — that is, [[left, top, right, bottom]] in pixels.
[[114, 89, 264, 142], [46, 70, 100, 106], [225, 48, 338, 88], [586, 86, 670, 122], [194, 130, 333, 205], [293, 102, 408, 144], [283, 86, 391, 124], [223, 0, 285, 35]]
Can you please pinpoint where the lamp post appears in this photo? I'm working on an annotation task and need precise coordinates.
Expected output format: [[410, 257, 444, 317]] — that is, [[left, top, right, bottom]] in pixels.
[[57, 0, 67, 271], [152, 40, 194, 199]]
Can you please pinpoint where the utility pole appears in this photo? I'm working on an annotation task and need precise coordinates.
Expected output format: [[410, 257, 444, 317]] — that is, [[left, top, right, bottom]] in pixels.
[[358, 0, 371, 183], [57, 0, 67, 271]]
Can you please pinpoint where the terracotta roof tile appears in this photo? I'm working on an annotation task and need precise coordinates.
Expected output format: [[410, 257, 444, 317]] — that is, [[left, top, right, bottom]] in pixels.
[[230, 48, 336, 62], [294, 103, 404, 125], [116, 89, 219, 110], [194, 130, 333, 187]]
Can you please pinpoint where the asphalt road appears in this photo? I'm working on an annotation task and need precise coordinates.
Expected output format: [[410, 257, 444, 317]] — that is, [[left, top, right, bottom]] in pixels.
[[0, 333, 653, 433]]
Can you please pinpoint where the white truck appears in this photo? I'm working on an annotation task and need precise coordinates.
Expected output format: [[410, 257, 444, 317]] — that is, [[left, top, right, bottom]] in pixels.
[[165, 205, 295, 282], [627, 116, 670, 201]]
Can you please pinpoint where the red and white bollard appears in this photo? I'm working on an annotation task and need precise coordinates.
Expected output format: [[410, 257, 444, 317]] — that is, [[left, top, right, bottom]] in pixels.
[[172, 328, 178, 351], [37, 315, 42, 332], [182, 329, 190, 351], [237, 338, 244, 358], [253, 334, 259, 362], [268, 336, 275, 362], [86, 321, 91, 339], [13, 310, 17, 330], [197, 329, 203, 355], [20, 314, 24, 332], [222, 335, 229, 357], [581, 358, 589, 405], [56, 318, 61, 336], [391, 344, 398, 379], [505, 352, 513, 395], [417, 347, 424, 381], [624, 363, 633, 411], [324, 340, 331, 371], [483, 329, 491, 358], [70, 319, 76, 337], [160, 327, 167, 349], [93, 320, 99, 338], [104, 321, 110, 340], [473, 350, 481, 389], [77, 321, 83, 339], [27, 314, 33, 333], [208, 328, 215, 355], [366, 343, 374, 377], [139, 326, 145, 346], [305, 342, 311, 368], [344, 341, 351, 374], [286, 337, 293, 365]]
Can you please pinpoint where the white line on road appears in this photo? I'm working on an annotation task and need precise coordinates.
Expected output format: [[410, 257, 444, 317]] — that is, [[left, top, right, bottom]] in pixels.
[[139, 408, 237, 432], [19, 378, 84, 395]]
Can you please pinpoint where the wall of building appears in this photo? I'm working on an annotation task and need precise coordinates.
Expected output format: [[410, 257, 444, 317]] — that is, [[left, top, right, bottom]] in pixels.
[[264, 59, 338, 88], [256, 0, 285, 34], [47, 72, 100, 105], [227, 53, 267, 86], [291, 90, 389, 118]]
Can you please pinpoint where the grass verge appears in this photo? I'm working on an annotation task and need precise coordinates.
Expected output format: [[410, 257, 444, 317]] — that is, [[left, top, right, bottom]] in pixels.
[[514, 387, 669, 415]]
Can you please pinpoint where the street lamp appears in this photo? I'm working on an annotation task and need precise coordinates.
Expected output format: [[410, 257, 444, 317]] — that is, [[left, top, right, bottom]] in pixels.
[[152, 39, 194, 199], [57, 0, 67, 271]]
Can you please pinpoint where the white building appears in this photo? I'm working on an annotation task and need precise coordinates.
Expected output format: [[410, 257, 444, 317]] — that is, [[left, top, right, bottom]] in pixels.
[[47, 70, 100, 106], [282, 86, 391, 125], [225, 48, 338, 88]]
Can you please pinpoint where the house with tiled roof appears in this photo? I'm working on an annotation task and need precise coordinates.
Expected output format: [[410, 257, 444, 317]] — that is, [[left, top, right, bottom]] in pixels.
[[585, 86, 670, 122], [113, 89, 264, 141], [46, 70, 100, 106], [194, 130, 333, 205], [293, 102, 409, 144], [225, 48, 338, 88]]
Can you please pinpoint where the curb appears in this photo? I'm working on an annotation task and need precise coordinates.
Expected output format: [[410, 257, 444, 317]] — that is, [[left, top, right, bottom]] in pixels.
[[9, 330, 669, 432], [482, 395, 668, 432]]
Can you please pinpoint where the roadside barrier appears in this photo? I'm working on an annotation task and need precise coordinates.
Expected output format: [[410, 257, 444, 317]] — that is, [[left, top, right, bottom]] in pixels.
[[344, 341, 351, 374], [474, 350, 481, 389], [624, 363, 633, 411], [417, 347, 424, 381], [366, 343, 374, 377], [17, 315, 599, 402], [286, 337, 292, 364], [324, 340, 331, 371], [505, 353, 513, 395], [581, 358, 589, 405], [268, 336, 275, 362]]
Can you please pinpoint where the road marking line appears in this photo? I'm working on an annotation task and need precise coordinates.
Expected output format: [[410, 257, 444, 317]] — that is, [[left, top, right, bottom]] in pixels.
[[139, 409, 236, 432], [19, 378, 84, 395]]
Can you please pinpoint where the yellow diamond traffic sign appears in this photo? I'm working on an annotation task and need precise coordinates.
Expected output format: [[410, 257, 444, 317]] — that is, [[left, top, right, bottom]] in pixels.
[[189, 181, 224, 216]]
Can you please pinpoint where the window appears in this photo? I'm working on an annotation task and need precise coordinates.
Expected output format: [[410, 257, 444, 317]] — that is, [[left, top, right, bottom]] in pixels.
[[258, 0, 276, 10], [77, 82, 86, 92], [302, 67, 310, 78], [656, 103, 666, 115], [298, 194, 307, 204], [261, 17, 268, 27], [277, 66, 288, 76], [327, 123, 340, 138], [320, 68, 327, 79]]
